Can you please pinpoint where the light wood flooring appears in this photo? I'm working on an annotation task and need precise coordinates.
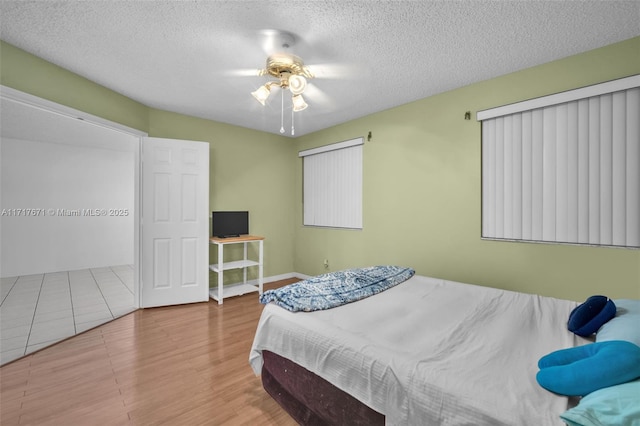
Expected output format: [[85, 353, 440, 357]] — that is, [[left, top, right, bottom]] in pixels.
[[0, 279, 300, 426]]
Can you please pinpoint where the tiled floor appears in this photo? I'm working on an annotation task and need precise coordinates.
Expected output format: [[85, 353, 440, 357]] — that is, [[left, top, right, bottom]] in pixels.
[[0, 265, 136, 366]]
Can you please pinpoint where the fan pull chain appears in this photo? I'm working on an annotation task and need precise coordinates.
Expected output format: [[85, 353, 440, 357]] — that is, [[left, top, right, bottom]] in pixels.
[[291, 108, 295, 136], [280, 89, 285, 134]]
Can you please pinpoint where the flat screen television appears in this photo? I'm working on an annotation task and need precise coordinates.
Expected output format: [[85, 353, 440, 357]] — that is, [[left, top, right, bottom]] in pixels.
[[212, 211, 249, 238]]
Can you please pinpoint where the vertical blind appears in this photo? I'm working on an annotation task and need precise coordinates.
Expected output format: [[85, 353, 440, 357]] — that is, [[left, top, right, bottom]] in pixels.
[[299, 137, 363, 229], [478, 75, 640, 248]]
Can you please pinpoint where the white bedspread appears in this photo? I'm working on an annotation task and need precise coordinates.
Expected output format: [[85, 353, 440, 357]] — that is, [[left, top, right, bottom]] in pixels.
[[249, 275, 587, 425]]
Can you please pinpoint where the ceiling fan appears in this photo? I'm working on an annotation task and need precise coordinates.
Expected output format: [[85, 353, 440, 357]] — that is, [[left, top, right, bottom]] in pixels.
[[251, 52, 313, 111], [246, 29, 330, 135]]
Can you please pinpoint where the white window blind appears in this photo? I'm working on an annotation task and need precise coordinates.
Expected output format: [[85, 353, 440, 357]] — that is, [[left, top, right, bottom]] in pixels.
[[478, 75, 640, 248], [299, 137, 363, 229]]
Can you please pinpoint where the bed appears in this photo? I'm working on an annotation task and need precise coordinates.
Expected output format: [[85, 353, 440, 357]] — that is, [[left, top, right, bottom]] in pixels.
[[249, 271, 588, 425]]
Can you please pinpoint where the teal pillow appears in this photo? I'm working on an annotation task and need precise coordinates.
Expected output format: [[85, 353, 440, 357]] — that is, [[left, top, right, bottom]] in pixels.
[[536, 341, 640, 396], [560, 379, 640, 426], [596, 299, 640, 347]]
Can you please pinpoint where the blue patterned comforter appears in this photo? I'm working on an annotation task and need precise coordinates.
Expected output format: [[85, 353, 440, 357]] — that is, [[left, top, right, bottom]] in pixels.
[[259, 265, 415, 312]]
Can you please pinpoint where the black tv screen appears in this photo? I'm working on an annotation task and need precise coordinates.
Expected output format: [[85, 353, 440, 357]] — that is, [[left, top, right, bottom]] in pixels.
[[212, 211, 249, 238]]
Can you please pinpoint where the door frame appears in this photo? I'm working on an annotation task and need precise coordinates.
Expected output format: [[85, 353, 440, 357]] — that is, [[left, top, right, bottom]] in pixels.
[[1, 85, 147, 308]]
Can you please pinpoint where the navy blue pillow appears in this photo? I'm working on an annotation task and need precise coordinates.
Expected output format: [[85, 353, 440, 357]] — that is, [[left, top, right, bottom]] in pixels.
[[568, 295, 616, 337], [536, 340, 640, 396]]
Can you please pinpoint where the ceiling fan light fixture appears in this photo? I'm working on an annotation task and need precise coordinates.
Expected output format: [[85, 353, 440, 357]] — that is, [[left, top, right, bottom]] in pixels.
[[292, 94, 308, 112], [251, 84, 271, 105], [251, 52, 314, 132], [288, 74, 307, 95]]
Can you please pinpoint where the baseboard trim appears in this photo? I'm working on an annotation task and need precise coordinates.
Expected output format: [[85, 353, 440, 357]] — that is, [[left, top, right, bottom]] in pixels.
[[267, 272, 313, 282], [214, 272, 311, 288]]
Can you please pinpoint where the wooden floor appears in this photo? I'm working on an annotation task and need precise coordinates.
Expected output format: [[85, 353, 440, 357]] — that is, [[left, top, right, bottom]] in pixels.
[[0, 279, 300, 426]]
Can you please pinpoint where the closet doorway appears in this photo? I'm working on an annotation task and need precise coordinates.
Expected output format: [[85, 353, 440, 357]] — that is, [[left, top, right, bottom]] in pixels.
[[0, 87, 145, 365]]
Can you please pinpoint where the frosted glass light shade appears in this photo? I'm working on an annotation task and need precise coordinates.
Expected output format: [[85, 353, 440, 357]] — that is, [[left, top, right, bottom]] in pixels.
[[251, 85, 271, 105], [292, 94, 308, 111], [289, 75, 307, 95]]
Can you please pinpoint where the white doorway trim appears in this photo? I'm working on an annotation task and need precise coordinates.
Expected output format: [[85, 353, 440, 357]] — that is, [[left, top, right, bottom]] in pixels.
[[1, 85, 147, 309], [0, 86, 147, 137]]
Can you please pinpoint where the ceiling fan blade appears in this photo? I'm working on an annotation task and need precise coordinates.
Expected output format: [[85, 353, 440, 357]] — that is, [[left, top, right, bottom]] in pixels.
[[221, 68, 264, 77], [303, 83, 335, 110], [306, 63, 362, 80]]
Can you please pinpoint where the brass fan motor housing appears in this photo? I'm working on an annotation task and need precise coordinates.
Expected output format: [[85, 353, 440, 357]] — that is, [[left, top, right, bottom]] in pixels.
[[261, 53, 314, 81]]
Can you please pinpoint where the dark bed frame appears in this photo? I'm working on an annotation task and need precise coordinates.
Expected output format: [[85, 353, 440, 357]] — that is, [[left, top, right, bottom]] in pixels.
[[261, 350, 385, 425]]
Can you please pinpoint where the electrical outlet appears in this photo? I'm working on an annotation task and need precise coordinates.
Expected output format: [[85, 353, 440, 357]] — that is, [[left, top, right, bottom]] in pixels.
[[323, 259, 329, 269]]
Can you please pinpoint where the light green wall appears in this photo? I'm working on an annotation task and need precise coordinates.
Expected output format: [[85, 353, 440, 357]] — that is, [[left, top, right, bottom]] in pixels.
[[0, 41, 149, 131], [1, 40, 296, 285], [294, 37, 640, 301]]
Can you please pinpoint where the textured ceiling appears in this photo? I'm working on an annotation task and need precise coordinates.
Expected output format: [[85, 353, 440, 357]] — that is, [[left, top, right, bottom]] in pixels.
[[1, 1, 638, 137]]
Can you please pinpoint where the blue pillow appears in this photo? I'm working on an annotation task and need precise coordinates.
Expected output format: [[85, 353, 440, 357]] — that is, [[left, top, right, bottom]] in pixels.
[[568, 296, 617, 337], [596, 299, 640, 347], [536, 340, 640, 396], [560, 379, 640, 426]]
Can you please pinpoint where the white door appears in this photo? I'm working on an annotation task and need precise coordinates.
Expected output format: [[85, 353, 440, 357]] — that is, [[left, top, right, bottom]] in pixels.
[[140, 137, 209, 308]]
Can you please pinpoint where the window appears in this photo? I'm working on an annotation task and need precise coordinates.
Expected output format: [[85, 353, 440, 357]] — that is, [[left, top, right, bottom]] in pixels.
[[299, 137, 363, 229], [477, 75, 640, 248]]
